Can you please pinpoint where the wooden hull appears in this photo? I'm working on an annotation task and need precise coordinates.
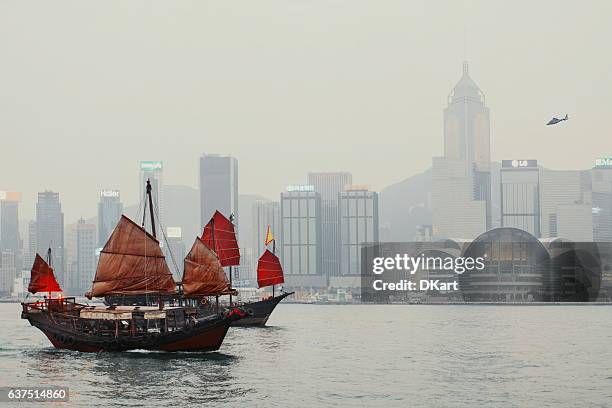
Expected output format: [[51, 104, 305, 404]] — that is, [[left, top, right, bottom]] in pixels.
[[232, 292, 293, 327], [23, 308, 238, 353]]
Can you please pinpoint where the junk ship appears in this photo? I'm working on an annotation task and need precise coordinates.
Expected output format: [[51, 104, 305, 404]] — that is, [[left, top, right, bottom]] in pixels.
[[21, 180, 246, 352]]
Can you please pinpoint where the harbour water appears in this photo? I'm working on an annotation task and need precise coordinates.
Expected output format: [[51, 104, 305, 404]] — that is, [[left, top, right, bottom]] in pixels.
[[1, 303, 612, 407]]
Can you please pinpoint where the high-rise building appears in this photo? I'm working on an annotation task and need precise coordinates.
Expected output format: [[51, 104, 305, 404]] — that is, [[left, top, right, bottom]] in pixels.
[[500, 160, 541, 237], [592, 158, 612, 242], [98, 190, 123, 247], [540, 169, 591, 240], [236, 247, 255, 284], [280, 186, 324, 288], [338, 188, 379, 276], [164, 226, 185, 281], [307, 172, 352, 278], [0, 192, 21, 269], [24, 220, 37, 269], [139, 161, 164, 233], [65, 222, 78, 292], [75, 219, 96, 294], [36, 191, 65, 286], [556, 204, 593, 241], [432, 158, 488, 239], [252, 200, 280, 257], [199, 154, 239, 232], [432, 62, 491, 239], [0, 249, 16, 295]]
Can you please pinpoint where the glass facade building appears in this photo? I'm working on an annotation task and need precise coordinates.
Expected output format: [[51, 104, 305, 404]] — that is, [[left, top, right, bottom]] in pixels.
[[307, 172, 352, 278], [500, 160, 540, 237], [280, 188, 322, 277], [97, 190, 123, 247], [338, 189, 379, 276]]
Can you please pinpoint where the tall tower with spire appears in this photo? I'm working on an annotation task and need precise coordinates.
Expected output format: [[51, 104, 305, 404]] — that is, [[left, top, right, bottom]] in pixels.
[[432, 62, 492, 238], [444, 61, 491, 174]]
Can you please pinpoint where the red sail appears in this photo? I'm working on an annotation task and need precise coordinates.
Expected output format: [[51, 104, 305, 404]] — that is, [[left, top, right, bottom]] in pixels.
[[201, 211, 240, 267], [257, 250, 284, 288], [182, 237, 235, 296], [28, 254, 62, 294], [89, 215, 176, 297]]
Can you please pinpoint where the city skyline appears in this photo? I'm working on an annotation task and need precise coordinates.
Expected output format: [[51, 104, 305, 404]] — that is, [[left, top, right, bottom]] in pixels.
[[2, 1, 612, 223]]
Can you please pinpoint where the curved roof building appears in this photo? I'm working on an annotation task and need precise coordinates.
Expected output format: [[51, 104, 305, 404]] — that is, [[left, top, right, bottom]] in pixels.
[[459, 227, 549, 302], [458, 227, 602, 302]]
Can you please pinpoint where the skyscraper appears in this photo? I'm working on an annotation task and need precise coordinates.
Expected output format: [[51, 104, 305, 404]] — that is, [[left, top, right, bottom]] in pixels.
[[0, 249, 16, 295], [76, 219, 96, 294], [540, 169, 591, 240], [338, 187, 379, 276], [443, 61, 491, 178], [24, 220, 37, 269], [0, 191, 21, 269], [140, 161, 164, 232], [500, 160, 540, 237], [432, 61, 491, 238], [280, 186, 324, 289], [592, 158, 612, 242], [307, 172, 352, 278], [36, 191, 65, 286], [98, 190, 123, 247], [252, 200, 280, 257], [199, 154, 238, 231], [164, 226, 185, 281]]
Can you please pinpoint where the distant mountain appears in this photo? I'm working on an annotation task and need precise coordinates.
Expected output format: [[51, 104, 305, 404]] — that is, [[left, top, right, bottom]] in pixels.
[[379, 168, 432, 241]]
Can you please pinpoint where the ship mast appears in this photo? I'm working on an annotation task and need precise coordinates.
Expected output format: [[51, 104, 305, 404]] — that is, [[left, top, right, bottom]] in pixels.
[[47, 247, 52, 299], [228, 213, 235, 306], [272, 239, 276, 298], [146, 179, 156, 239]]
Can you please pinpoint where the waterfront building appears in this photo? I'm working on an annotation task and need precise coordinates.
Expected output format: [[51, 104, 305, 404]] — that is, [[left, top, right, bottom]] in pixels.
[[280, 186, 324, 288], [460, 227, 601, 302], [500, 159, 540, 237], [307, 172, 352, 278], [11, 269, 30, 299], [539, 169, 591, 240], [338, 187, 379, 276], [592, 158, 612, 242]]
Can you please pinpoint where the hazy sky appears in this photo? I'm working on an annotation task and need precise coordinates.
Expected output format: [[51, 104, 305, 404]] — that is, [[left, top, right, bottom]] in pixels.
[[1, 0, 611, 222]]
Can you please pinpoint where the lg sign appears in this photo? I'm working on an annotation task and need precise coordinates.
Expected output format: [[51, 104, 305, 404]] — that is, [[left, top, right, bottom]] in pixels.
[[502, 159, 537, 168]]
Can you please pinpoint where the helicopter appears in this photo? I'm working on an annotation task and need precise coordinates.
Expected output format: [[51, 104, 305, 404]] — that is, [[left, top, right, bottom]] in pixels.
[[546, 114, 569, 125]]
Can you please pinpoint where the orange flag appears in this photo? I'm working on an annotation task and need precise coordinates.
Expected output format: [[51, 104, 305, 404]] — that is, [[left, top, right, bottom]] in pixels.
[[264, 225, 274, 246]]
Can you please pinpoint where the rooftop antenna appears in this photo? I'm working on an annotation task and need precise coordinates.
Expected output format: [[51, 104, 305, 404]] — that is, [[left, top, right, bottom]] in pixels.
[[463, 25, 469, 76]]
